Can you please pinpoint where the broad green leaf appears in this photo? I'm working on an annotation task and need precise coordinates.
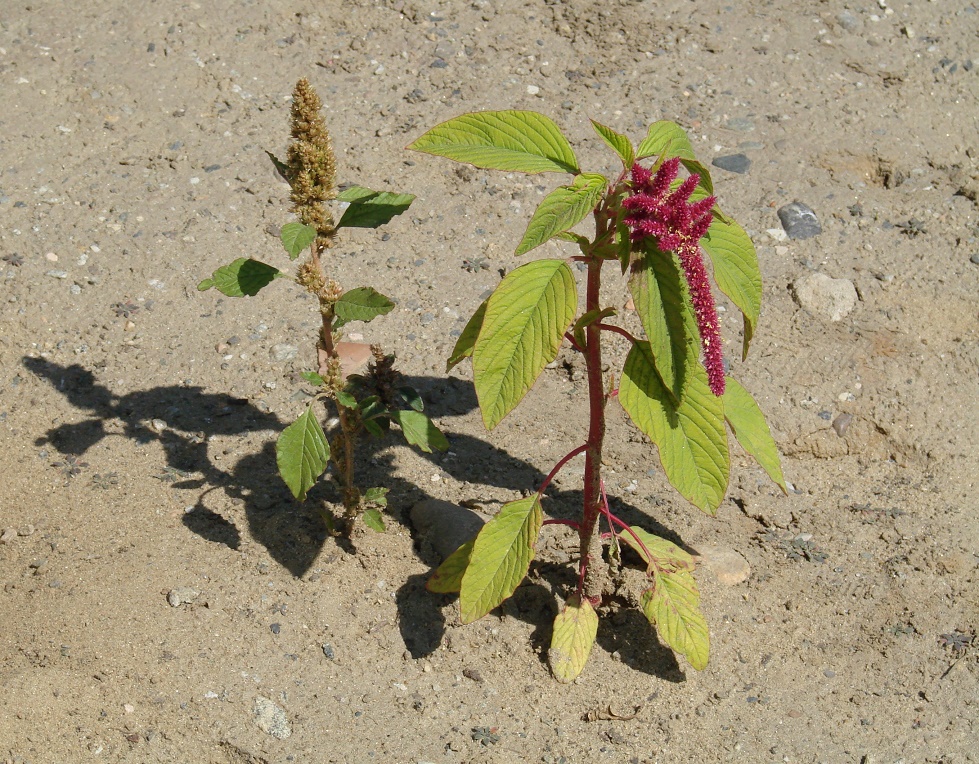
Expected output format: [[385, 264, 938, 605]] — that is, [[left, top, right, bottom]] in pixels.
[[198, 258, 284, 296], [620, 343, 729, 514], [446, 300, 487, 372], [301, 371, 326, 386], [641, 568, 710, 671], [280, 222, 317, 258], [334, 287, 395, 328], [619, 525, 695, 573], [628, 245, 698, 401], [427, 538, 475, 594], [515, 173, 607, 256], [276, 406, 330, 501], [397, 386, 424, 412], [473, 260, 577, 429], [336, 185, 415, 229], [335, 390, 358, 408], [460, 496, 542, 623], [363, 486, 389, 506], [590, 119, 635, 167], [391, 409, 449, 453], [636, 121, 713, 195], [700, 216, 762, 360], [722, 378, 786, 493], [408, 110, 579, 174], [548, 595, 599, 684], [362, 508, 386, 532]]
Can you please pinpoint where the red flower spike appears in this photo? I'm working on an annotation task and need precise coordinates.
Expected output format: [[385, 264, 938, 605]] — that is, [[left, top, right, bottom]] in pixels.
[[624, 161, 725, 396]]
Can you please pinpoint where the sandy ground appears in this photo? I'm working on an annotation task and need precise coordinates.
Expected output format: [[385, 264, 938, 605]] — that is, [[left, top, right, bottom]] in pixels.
[[1, 1, 977, 762]]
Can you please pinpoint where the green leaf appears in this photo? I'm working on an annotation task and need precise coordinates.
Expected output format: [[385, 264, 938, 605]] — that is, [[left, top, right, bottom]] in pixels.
[[301, 371, 326, 386], [636, 121, 713, 195], [408, 110, 579, 174], [473, 260, 577, 429], [397, 386, 424, 412], [198, 258, 284, 296], [640, 568, 710, 671], [628, 244, 698, 401], [514, 173, 607, 256], [460, 496, 542, 623], [334, 287, 395, 328], [391, 409, 449, 453], [335, 185, 415, 229], [335, 390, 358, 408], [363, 486, 389, 506], [700, 216, 762, 360], [548, 594, 599, 684], [620, 343, 729, 514], [427, 538, 475, 594], [722, 378, 786, 493], [590, 119, 635, 167], [276, 406, 330, 501], [571, 306, 616, 350], [280, 222, 317, 259], [446, 299, 487, 372], [619, 525, 695, 573], [362, 508, 386, 532]]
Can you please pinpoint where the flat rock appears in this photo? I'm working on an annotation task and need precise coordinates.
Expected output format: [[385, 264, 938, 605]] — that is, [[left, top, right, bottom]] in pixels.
[[695, 545, 751, 585], [712, 153, 751, 174], [777, 202, 822, 239], [410, 499, 490, 561], [254, 696, 291, 739], [792, 273, 858, 322], [167, 587, 200, 607]]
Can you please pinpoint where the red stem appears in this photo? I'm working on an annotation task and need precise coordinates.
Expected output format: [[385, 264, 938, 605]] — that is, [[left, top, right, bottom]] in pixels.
[[537, 443, 588, 498], [597, 322, 639, 344]]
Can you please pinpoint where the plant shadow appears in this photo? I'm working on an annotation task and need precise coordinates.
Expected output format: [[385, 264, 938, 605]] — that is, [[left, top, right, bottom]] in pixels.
[[27, 358, 692, 682]]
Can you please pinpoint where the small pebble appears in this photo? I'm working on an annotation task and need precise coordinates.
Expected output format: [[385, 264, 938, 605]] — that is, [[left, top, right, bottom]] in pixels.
[[270, 343, 299, 362], [725, 117, 755, 132], [969, 254, 979, 265], [832, 413, 853, 437], [46, 270, 69, 279], [322, 643, 335, 659], [777, 202, 822, 239], [45, 252, 59, 262], [270, 623, 281, 635], [712, 154, 751, 174], [0, 528, 18, 544], [167, 587, 200, 607], [824, 669, 836, 678], [526, 85, 540, 95], [254, 696, 291, 739]]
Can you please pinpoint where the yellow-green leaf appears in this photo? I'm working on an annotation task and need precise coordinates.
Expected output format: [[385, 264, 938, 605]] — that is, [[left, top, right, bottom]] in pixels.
[[473, 260, 577, 429], [548, 595, 599, 684], [427, 538, 475, 594], [446, 299, 487, 372], [640, 568, 710, 670], [391, 409, 449, 453], [276, 406, 330, 501], [722, 378, 786, 493], [459, 496, 542, 623], [620, 342, 729, 514], [408, 110, 578, 174], [515, 173, 607, 256], [636, 120, 714, 195], [619, 525, 695, 573], [700, 216, 762, 360], [590, 119, 635, 167]]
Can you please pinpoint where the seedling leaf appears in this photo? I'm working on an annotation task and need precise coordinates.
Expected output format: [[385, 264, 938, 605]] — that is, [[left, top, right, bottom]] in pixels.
[[198, 258, 284, 297], [590, 119, 635, 166], [334, 286, 395, 328], [700, 216, 762, 360], [722, 378, 786, 493], [276, 406, 330, 501], [548, 594, 599, 683], [336, 185, 415, 229], [363, 486, 389, 506], [514, 173, 607, 256], [636, 120, 714, 195], [362, 508, 386, 532], [408, 110, 579, 174], [446, 299, 487, 372], [335, 390, 358, 408], [427, 538, 475, 594], [620, 342, 729, 514], [473, 259, 577, 429], [640, 568, 710, 671], [460, 496, 542, 623], [301, 371, 326, 386], [391, 409, 449, 453], [280, 222, 317, 258]]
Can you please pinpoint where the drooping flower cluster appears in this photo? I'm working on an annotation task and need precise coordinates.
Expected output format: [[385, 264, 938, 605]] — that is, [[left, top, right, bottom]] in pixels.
[[623, 158, 725, 396]]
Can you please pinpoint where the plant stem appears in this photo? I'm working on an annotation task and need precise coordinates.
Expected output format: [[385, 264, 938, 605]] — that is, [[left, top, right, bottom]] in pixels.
[[579, 255, 608, 604]]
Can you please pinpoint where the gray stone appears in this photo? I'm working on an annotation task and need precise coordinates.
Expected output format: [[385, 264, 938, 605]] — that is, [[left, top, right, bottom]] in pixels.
[[410, 499, 490, 561], [167, 587, 200, 607], [0, 528, 17, 544], [837, 10, 860, 31], [777, 202, 822, 239], [254, 696, 291, 739], [724, 117, 755, 132], [269, 343, 298, 362], [712, 154, 751, 174], [792, 273, 858, 322]]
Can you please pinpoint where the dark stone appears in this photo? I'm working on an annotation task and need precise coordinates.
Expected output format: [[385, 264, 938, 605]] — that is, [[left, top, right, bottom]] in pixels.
[[777, 202, 822, 239], [712, 154, 751, 174]]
